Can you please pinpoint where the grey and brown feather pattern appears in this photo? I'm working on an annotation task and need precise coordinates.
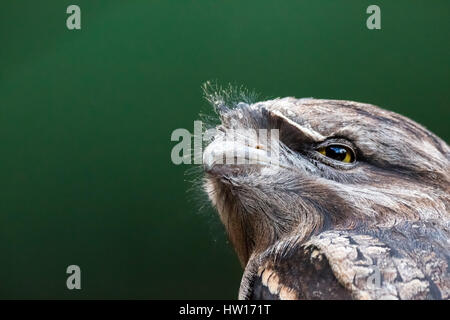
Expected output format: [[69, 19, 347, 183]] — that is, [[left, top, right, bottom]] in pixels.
[[201, 89, 449, 300]]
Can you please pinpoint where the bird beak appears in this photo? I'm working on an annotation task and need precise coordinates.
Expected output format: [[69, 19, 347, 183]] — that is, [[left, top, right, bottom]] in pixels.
[[203, 137, 276, 175]]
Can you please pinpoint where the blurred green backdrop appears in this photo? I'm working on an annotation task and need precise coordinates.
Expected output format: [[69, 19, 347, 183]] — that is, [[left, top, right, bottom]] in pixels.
[[0, 1, 448, 299]]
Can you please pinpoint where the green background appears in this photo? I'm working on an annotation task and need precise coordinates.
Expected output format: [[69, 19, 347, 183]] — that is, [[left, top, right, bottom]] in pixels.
[[0, 1, 448, 299]]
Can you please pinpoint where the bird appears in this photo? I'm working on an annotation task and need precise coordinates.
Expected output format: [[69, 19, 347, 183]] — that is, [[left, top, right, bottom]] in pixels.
[[200, 85, 449, 300]]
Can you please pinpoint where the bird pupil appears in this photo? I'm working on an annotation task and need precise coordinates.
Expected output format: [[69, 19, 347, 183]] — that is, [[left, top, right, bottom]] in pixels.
[[326, 146, 347, 161]]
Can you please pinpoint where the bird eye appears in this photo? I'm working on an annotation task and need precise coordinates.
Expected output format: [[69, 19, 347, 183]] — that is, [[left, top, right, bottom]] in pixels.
[[317, 145, 355, 163]]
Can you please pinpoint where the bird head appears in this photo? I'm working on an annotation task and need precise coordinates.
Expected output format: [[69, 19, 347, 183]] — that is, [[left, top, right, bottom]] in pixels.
[[202, 88, 449, 266]]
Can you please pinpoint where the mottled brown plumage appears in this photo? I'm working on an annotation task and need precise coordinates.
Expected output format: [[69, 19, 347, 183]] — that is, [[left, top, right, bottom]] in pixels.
[[201, 87, 449, 300]]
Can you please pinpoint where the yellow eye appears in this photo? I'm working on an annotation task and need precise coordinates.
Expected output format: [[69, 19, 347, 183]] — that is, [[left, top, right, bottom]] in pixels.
[[317, 145, 355, 163]]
